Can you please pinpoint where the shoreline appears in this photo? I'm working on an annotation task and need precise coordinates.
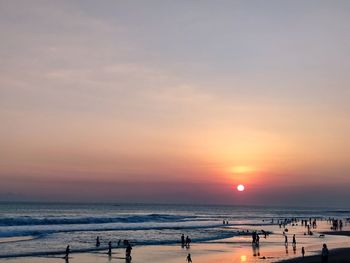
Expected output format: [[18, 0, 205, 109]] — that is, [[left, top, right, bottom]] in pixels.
[[1, 215, 349, 262]]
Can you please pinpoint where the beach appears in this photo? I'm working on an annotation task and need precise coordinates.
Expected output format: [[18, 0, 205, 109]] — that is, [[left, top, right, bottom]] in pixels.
[[1, 236, 350, 263], [2, 1, 350, 262], [0, 203, 349, 263], [278, 231, 350, 263]]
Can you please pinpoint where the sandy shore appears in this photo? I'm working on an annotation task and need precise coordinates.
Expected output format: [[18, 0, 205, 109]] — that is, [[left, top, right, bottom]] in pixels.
[[277, 248, 350, 263]]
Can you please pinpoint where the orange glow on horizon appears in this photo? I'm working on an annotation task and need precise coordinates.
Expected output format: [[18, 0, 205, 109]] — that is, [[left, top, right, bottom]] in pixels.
[[230, 166, 254, 174]]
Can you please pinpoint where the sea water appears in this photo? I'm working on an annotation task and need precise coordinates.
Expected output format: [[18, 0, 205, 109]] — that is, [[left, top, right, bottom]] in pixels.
[[0, 202, 348, 258]]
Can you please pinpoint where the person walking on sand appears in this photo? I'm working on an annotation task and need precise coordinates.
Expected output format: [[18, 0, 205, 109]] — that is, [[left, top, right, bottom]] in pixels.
[[302, 247, 305, 257], [321, 243, 329, 262], [186, 253, 192, 262], [181, 234, 185, 246], [65, 245, 70, 259]]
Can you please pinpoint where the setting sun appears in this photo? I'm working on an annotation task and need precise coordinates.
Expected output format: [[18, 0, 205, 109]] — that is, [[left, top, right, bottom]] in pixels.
[[237, 184, 245, 192]]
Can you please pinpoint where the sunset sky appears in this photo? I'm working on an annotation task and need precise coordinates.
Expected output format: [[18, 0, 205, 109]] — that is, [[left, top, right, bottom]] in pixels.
[[1, 1, 350, 206]]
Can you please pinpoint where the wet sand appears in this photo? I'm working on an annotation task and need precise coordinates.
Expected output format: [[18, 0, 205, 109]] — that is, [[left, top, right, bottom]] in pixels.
[[278, 231, 350, 263], [278, 248, 350, 263]]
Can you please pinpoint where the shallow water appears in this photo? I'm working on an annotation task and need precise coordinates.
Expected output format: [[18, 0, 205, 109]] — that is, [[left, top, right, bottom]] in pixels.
[[0, 203, 349, 258]]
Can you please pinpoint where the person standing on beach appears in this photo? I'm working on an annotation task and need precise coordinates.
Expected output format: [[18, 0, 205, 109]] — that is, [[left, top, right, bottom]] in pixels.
[[252, 232, 256, 244], [126, 243, 132, 260], [301, 247, 305, 257], [181, 234, 185, 246], [185, 236, 191, 247], [284, 235, 288, 246], [96, 236, 100, 247], [292, 234, 296, 246], [108, 241, 112, 256], [321, 243, 329, 262], [186, 253, 192, 262]]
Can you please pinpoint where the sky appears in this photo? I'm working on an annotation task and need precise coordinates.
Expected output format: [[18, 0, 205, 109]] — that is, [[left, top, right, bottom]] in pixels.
[[1, 1, 350, 206]]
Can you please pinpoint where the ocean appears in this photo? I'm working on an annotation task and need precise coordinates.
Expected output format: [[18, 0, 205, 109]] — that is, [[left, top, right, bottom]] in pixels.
[[0, 203, 349, 258]]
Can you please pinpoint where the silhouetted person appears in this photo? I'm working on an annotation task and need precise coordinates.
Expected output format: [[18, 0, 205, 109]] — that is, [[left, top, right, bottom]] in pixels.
[[96, 236, 100, 247], [321, 243, 329, 262], [108, 241, 112, 256], [252, 232, 256, 244], [302, 247, 305, 257], [65, 245, 70, 259], [186, 253, 192, 262], [262, 230, 267, 239], [256, 234, 260, 245], [285, 235, 288, 246], [185, 236, 191, 247], [181, 234, 185, 246], [292, 234, 296, 245], [118, 239, 121, 246], [126, 244, 132, 260]]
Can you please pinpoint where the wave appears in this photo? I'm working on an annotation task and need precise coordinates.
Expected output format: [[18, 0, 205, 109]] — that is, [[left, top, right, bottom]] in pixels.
[[0, 220, 272, 239], [0, 214, 194, 227], [326, 210, 350, 214], [0, 221, 226, 238]]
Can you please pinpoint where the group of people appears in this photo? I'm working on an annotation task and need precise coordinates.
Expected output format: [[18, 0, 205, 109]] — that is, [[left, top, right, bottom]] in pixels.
[[64, 234, 194, 262], [278, 217, 334, 262], [62, 216, 340, 263], [251, 216, 342, 262], [64, 237, 133, 262], [250, 229, 270, 246], [181, 234, 192, 247], [180, 234, 193, 262], [330, 218, 343, 231], [95, 236, 131, 248], [251, 231, 260, 246]]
